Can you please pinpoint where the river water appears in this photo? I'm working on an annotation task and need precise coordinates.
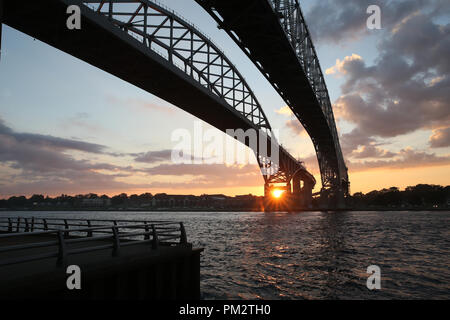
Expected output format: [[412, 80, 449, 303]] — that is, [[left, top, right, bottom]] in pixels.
[[2, 210, 449, 299]]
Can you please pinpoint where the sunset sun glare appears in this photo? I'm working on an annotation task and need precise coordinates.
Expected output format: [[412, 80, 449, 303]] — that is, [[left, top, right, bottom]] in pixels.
[[272, 189, 285, 199]]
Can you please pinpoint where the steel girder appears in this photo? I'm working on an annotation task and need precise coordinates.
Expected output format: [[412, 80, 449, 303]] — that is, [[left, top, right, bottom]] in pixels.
[[195, 0, 349, 198], [270, 0, 348, 195], [79, 0, 313, 187]]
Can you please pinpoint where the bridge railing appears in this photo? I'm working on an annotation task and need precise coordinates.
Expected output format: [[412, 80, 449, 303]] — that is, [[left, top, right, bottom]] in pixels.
[[81, 0, 272, 132], [80, 0, 313, 182], [0, 217, 188, 267]]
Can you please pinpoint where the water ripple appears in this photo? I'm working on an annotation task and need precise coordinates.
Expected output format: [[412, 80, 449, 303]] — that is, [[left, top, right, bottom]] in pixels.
[[7, 210, 450, 299]]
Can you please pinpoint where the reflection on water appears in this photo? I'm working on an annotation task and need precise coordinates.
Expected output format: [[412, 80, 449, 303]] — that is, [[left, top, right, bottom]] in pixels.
[[3, 210, 450, 299]]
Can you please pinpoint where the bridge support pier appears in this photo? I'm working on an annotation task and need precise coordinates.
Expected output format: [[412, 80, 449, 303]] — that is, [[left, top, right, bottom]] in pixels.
[[302, 179, 313, 209], [291, 171, 313, 210], [319, 189, 346, 210], [263, 175, 313, 212], [263, 182, 289, 212]]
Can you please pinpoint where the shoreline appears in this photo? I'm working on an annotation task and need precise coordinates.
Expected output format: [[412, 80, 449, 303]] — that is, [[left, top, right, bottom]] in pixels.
[[0, 208, 448, 212]]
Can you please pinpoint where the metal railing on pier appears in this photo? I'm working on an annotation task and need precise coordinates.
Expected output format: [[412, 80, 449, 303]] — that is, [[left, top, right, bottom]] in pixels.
[[0, 216, 188, 267]]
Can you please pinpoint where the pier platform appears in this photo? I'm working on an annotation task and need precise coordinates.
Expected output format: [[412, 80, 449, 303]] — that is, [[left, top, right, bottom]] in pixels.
[[0, 216, 202, 299]]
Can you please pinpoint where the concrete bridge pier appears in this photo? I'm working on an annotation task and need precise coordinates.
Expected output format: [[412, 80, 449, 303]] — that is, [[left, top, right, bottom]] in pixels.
[[301, 179, 313, 209], [263, 182, 289, 212], [319, 189, 346, 210], [263, 174, 313, 212], [263, 182, 276, 212], [291, 171, 313, 210]]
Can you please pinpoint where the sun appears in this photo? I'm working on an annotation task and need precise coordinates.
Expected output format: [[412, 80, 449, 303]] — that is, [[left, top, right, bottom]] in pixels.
[[272, 189, 285, 199]]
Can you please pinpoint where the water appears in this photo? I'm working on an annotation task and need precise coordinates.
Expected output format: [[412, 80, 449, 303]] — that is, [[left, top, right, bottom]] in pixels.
[[2, 210, 449, 299]]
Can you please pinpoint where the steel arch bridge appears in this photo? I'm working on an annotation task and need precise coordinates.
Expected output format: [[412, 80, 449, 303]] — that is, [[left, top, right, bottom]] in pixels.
[[1, 0, 317, 208], [195, 0, 349, 205]]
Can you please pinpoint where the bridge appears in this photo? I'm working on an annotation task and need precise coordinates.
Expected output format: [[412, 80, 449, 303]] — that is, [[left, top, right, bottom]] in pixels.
[[0, 0, 347, 209], [195, 0, 349, 207]]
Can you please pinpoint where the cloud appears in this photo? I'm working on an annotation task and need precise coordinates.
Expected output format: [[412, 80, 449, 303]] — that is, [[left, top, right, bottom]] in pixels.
[[274, 106, 307, 136], [285, 119, 306, 136], [350, 145, 396, 159], [305, 0, 440, 44], [0, 118, 264, 196], [0, 118, 106, 154], [275, 106, 293, 116], [140, 163, 263, 188], [339, 128, 376, 156], [429, 127, 450, 148], [0, 119, 140, 196], [348, 148, 450, 171], [133, 149, 207, 164], [329, 7, 450, 151], [134, 149, 173, 163], [144, 163, 259, 177], [325, 54, 362, 75]]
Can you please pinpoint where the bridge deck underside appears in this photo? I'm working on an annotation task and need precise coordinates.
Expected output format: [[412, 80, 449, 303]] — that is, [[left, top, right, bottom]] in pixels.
[[3, 0, 315, 187], [199, 0, 341, 183], [3, 0, 256, 134]]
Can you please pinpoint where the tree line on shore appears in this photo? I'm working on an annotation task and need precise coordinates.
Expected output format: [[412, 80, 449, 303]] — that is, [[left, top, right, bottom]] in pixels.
[[0, 184, 448, 209], [349, 184, 449, 208]]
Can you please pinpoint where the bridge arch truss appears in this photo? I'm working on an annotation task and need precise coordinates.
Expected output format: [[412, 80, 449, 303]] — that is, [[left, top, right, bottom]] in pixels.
[[79, 0, 316, 189], [195, 0, 349, 203]]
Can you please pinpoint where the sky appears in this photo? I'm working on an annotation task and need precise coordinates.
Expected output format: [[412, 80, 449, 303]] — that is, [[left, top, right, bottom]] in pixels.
[[0, 0, 449, 198]]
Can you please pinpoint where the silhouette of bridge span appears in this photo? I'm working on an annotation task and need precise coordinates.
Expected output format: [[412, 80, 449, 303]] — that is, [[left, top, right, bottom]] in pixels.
[[196, 0, 349, 207], [1, 0, 347, 209]]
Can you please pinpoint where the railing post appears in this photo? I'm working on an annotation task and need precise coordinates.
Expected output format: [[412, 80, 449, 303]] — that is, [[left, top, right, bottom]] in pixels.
[[180, 222, 187, 244], [87, 220, 93, 237], [43, 218, 48, 231], [31, 217, 35, 232], [57, 230, 68, 267], [7, 218, 12, 233], [108, 0, 113, 20], [16, 217, 20, 232], [112, 226, 120, 256], [144, 222, 150, 240], [64, 219, 69, 237], [151, 224, 159, 250], [24, 218, 29, 232]]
